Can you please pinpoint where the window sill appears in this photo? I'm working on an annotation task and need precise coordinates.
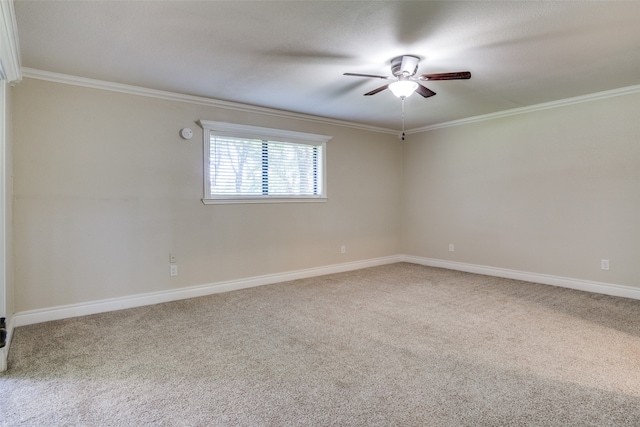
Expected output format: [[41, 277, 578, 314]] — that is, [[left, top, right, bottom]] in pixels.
[[202, 197, 328, 205]]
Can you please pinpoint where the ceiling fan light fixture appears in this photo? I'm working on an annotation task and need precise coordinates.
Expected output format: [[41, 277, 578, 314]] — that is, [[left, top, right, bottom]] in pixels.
[[389, 80, 418, 99]]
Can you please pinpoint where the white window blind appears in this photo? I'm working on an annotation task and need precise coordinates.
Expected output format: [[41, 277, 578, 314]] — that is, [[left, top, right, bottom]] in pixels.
[[198, 121, 330, 204]]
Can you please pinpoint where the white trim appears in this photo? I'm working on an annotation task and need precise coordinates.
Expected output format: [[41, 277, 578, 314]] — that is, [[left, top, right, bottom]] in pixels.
[[9, 254, 640, 329], [21, 68, 396, 135], [197, 120, 332, 146], [408, 84, 640, 133], [0, 0, 21, 83], [202, 197, 327, 205], [21, 69, 640, 137], [0, 79, 6, 371], [11, 255, 402, 327], [401, 255, 640, 300]]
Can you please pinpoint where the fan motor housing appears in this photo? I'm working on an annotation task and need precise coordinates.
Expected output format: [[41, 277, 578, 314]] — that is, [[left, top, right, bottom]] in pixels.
[[391, 55, 420, 77]]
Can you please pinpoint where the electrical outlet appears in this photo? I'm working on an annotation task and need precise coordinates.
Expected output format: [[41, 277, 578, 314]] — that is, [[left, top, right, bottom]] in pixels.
[[601, 259, 610, 271], [170, 264, 178, 276], [449, 244, 454, 252], [340, 245, 346, 254]]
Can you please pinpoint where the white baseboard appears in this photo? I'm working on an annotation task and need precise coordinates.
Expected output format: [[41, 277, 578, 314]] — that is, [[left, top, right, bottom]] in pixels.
[[401, 255, 640, 300], [10, 254, 639, 333], [11, 255, 403, 328]]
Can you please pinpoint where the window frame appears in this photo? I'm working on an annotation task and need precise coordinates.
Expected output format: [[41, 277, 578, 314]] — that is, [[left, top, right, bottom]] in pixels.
[[197, 120, 331, 204]]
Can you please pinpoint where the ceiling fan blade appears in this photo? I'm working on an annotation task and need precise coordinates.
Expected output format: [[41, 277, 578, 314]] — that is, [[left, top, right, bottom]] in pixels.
[[419, 71, 471, 81], [364, 84, 389, 96], [344, 72, 391, 80], [415, 84, 436, 98]]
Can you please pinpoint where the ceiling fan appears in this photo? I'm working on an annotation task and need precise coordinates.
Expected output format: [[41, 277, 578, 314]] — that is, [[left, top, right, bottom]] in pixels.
[[344, 55, 471, 99]]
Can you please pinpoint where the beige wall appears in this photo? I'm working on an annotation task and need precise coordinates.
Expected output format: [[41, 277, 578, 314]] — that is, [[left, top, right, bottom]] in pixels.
[[402, 93, 640, 287], [12, 78, 402, 312], [11, 77, 640, 315]]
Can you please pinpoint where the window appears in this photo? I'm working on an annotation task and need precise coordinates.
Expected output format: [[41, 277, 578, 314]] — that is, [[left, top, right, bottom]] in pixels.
[[197, 121, 331, 204]]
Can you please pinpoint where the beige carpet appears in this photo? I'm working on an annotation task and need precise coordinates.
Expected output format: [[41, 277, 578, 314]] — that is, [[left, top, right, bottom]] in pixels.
[[2, 263, 640, 426]]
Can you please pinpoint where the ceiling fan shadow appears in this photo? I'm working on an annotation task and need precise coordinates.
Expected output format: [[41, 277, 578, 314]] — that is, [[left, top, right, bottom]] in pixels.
[[264, 48, 355, 63], [393, 2, 452, 45], [327, 79, 372, 99]]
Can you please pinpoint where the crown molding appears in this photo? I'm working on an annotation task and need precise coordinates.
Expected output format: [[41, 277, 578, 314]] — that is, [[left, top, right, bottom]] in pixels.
[[21, 69, 640, 136], [408, 83, 640, 134], [21, 68, 397, 135], [0, 0, 21, 83]]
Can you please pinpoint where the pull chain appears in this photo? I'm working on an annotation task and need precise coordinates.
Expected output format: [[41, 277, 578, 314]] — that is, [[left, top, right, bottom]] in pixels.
[[401, 97, 406, 141]]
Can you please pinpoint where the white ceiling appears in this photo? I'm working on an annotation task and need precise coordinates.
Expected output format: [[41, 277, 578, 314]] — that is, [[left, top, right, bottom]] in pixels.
[[13, 1, 640, 131]]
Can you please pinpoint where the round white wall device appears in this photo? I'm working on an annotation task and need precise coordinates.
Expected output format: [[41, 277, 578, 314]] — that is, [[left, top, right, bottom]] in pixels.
[[180, 128, 193, 140]]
